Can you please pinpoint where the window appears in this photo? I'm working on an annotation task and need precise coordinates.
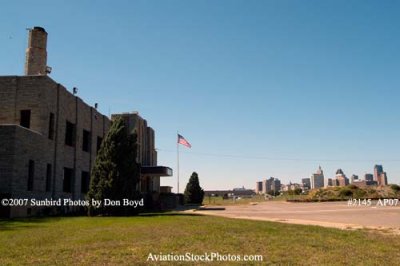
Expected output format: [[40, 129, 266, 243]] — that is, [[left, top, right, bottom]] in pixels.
[[20, 110, 31, 128], [82, 130, 91, 152], [63, 168, 74, 193], [46, 164, 52, 192], [28, 160, 34, 191], [65, 121, 75, 146], [48, 113, 55, 140], [96, 136, 103, 153], [81, 171, 90, 194]]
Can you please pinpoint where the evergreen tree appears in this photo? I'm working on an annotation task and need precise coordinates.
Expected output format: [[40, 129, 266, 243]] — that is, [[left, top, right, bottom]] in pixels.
[[87, 117, 140, 216], [184, 172, 204, 204]]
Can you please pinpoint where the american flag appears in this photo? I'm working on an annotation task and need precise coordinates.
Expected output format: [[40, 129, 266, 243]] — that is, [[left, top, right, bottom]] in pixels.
[[177, 134, 191, 148]]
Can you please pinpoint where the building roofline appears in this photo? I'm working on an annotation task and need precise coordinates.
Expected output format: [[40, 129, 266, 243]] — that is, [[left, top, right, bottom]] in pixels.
[[0, 75, 110, 120]]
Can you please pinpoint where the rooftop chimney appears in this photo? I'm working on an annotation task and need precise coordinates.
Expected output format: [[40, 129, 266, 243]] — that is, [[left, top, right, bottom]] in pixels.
[[25, 26, 48, 75]]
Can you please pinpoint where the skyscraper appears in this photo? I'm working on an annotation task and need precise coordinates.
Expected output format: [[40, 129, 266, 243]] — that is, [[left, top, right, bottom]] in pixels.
[[255, 181, 263, 194], [335, 169, 349, 187], [260, 177, 281, 195], [378, 172, 388, 186], [271, 178, 281, 193], [364, 173, 374, 182], [374, 165, 383, 181], [311, 166, 324, 189], [351, 175, 359, 183], [363, 173, 377, 186], [301, 178, 311, 190], [374, 165, 388, 186]]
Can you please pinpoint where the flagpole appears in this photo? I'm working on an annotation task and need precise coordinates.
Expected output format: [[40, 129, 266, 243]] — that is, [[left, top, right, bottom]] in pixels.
[[177, 131, 180, 194]]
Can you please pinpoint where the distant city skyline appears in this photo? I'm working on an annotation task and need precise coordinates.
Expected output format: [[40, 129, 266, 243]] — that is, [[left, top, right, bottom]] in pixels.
[[256, 165, 386, 182], [1, 0, 399, 190], [255, 164, 388, 193]]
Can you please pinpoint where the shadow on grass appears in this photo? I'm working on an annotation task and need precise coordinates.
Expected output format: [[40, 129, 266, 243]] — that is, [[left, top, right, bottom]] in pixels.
[[0, 211, 203, 231], [138, 211, 204, 218], [138, 204, 205, 217], [0, 217, 62, 231]]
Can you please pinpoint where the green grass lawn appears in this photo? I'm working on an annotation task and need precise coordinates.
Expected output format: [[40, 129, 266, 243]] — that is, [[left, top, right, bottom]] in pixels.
[[1, 213, 400, 265]]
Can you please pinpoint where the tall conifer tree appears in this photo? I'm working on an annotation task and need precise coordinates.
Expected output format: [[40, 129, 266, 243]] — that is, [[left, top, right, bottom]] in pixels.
[[184, 172, 204, 204], [87, 117, 140, 216]]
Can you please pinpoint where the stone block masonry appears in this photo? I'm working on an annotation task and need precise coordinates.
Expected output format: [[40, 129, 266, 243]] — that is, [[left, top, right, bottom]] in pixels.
[[0, 75, 110, 217]]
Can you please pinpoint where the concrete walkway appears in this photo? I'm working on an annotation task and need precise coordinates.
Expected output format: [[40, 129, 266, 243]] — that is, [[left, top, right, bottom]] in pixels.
[[192, 201, 400, 233]]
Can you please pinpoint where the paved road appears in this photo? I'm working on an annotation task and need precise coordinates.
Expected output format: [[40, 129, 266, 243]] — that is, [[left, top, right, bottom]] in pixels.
[[194, 201, 400, 231]]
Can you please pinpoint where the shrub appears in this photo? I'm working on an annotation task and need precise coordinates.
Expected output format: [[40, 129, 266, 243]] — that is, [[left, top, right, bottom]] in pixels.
[[390, 184, 400, 193], [348, 184, 358, 190], [184, 172, 205, 204], [339, 188, 353, 198]]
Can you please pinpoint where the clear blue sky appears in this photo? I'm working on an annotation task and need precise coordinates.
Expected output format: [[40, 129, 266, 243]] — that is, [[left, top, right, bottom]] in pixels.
[[1, 0, 399, 191]]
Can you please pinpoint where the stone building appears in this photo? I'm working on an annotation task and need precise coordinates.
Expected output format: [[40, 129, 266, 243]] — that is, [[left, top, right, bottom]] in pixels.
[[111, 112, 172, 194], [0, 27, 171, 217], [0, 27, 111, 217]]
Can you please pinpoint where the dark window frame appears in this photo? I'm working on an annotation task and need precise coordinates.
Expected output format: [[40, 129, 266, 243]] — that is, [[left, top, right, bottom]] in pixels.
[[20, 110, 31, 128], [82, 129, 91, 152], [48, 113, 55, 140], [81, 171, 90, 194], [63, 167, 74, 193], [65, 121, 76, 146]]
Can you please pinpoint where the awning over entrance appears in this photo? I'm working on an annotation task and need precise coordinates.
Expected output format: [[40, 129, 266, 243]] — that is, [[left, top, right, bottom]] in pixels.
[[141, 166, 173, 177]]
